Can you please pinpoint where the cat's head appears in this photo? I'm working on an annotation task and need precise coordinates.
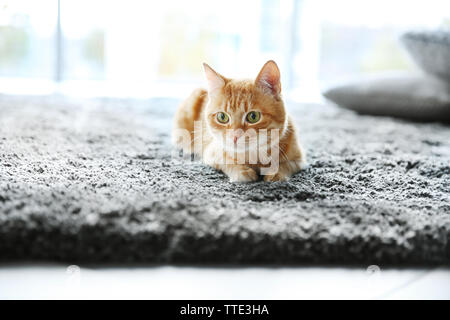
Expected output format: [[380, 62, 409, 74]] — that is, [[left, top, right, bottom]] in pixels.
[[203, 60, 286, 152]]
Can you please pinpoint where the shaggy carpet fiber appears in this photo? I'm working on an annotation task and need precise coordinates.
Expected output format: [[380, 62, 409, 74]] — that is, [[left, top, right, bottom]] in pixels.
[[0, 94, 449, 265]]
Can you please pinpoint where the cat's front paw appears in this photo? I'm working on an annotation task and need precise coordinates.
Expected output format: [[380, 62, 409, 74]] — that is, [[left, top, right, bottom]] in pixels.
[[230, 167, 259, 183], [264, 172, 289, 182]]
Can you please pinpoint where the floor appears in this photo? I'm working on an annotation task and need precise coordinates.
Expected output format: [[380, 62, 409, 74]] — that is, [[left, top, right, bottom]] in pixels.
[[0, 264, 448, 299]]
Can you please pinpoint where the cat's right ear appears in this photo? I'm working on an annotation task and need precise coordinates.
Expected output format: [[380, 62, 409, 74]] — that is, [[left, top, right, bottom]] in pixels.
[[203, 63, 225, 94]]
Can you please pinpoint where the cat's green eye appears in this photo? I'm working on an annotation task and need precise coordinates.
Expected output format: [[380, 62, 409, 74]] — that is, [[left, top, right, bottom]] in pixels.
[[246, 111, 261, 123], [216, 112, 229, 124]]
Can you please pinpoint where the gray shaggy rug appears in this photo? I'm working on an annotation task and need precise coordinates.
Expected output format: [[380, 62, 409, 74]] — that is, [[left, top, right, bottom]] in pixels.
[[0, 94, 449, 265]]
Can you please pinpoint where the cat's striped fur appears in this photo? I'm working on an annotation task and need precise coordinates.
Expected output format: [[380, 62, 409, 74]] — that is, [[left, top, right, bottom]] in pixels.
[[172, 60, 306, 182]]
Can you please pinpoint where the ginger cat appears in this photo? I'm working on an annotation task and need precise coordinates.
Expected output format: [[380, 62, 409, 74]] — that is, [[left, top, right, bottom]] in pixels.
[[172, 60, 306, 182]]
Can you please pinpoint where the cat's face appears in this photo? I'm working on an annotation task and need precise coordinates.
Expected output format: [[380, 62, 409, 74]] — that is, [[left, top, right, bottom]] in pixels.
[[204, 61, 286, 153]]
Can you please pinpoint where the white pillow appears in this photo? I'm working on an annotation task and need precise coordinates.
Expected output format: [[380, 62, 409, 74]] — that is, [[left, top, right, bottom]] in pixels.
[[322, 73, 450, 123], [401, 30, 450, 83]]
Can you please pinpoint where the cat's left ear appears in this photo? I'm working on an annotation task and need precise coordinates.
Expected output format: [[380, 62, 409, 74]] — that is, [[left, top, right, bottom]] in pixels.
[[255, 60, 281, 97]]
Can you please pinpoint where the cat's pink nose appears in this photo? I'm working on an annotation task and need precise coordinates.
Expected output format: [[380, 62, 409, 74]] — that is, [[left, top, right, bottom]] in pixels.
[[232, 130, 243, 144], [233, 134, 243, 144]]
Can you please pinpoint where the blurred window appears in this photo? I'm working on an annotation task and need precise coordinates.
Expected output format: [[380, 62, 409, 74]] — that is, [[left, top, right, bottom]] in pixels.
[[0, 0, 449, 100], [316, 0, 450, 87], [0, 0, 55, 79], [61, 0, 106, 80]]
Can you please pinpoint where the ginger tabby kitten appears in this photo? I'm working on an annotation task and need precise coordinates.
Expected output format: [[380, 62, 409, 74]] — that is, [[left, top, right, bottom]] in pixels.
[[172, 60, 306, 182]]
